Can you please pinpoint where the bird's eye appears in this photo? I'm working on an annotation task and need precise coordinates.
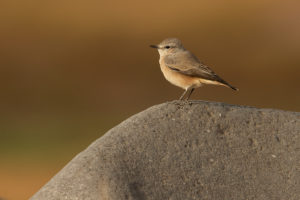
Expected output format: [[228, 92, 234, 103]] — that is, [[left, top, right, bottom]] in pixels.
[[165, 46, 170, 49]]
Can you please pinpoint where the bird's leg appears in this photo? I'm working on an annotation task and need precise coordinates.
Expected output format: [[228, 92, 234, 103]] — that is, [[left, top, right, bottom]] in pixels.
[[179, 89, 188, 100], [186, 88, 195, 100]]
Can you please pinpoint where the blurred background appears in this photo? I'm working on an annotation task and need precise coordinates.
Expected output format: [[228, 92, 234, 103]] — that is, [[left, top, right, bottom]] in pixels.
[[0, 0, 299, 199]]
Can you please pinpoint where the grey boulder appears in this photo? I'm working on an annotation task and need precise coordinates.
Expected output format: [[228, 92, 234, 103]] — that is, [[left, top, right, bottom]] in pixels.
[[31, 100, 300, 200]]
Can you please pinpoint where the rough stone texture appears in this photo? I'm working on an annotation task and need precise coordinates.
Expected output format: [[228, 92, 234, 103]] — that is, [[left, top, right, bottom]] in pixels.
[[31, 101, 300, 200]]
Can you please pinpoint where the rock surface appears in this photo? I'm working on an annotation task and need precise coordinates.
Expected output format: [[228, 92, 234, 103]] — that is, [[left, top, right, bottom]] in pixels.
[[31, 101, 300, 200]]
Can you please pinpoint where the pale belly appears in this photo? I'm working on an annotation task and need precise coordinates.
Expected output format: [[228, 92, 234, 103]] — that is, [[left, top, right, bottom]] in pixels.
[[160, 63, 202, 90]]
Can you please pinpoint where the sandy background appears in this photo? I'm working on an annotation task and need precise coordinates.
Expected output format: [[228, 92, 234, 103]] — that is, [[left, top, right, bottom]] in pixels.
[[0, 0, 299, 199]]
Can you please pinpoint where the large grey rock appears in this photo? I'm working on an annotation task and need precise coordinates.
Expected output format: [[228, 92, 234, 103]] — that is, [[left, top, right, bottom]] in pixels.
[[31, 101, 300, 200]]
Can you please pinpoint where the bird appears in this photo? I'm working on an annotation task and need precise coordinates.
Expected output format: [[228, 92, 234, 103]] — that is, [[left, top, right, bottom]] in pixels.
[[150, 38, 238, 100]]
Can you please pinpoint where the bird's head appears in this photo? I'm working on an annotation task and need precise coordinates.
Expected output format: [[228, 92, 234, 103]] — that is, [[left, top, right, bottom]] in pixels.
[[150, 38, 185, 57]]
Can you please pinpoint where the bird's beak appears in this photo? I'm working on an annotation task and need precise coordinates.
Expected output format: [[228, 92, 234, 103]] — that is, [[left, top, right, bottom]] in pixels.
[[150, 45, 158, 49]]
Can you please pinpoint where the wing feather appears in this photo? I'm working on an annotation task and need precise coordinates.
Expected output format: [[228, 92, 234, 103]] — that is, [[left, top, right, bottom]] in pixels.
[[164, 51, 237, 90]]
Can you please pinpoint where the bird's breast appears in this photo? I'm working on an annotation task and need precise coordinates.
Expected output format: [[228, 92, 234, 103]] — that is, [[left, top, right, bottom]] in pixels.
[[159, 59, 202, 90]]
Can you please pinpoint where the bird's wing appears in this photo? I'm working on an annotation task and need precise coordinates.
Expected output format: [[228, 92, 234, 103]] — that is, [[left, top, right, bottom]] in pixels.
[[164, 51, 222, 81], [164, 51, 238, 90]]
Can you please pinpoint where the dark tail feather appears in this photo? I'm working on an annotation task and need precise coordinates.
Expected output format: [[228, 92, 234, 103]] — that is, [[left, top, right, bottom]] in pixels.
[[216, 77, 239, 91], [226, 83, 239, 91]]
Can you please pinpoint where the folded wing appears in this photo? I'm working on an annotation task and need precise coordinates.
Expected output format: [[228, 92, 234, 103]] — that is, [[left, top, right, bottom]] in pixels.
[[164, 51, 238, 90]]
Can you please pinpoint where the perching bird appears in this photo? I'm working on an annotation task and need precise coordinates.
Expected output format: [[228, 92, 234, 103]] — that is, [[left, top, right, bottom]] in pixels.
[[150, 38, 238, 100]]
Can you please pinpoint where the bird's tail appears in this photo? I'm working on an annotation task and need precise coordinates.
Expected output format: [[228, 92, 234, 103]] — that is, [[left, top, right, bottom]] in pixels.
[[225, 83, 239, 91], [215, 76, 239, 91]]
